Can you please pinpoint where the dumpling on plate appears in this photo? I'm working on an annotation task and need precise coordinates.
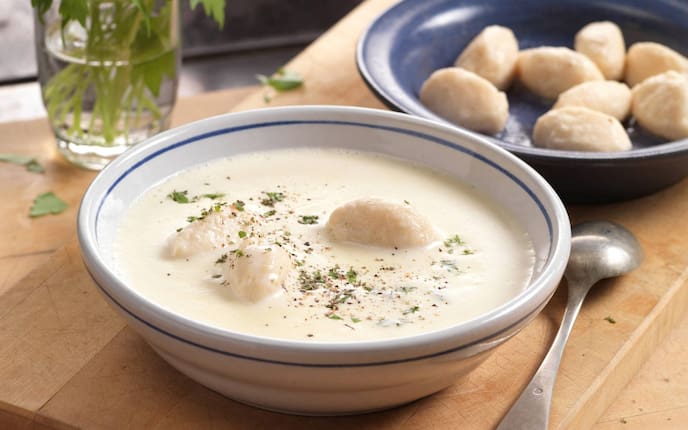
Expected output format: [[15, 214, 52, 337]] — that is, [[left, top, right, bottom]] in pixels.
[[574, 21, 626, 81], [533, 106, 631, 152], [553, 80, 632, 121], [632, 71, 688, 140], [518, 47, 604, 99], [625, 42, 688, 87], [420, 67, 508, 134], [454, 25, 519, 90]]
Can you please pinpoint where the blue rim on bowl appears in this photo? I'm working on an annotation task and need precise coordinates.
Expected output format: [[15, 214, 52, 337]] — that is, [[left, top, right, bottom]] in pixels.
[[77, 106, 570, 414]]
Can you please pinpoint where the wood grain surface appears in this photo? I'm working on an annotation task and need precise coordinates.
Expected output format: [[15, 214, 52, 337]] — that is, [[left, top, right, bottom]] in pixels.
[[1, 0, 687, 428]]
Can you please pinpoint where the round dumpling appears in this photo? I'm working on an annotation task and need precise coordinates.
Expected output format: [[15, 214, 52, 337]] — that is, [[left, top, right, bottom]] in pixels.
[[223, 244, 293, 302], [167, 209, 237, 258], [574, 21, 626, 80], [533, 106, 631, 152], [518, 47, 604, 99], [632, 71, 688, 141], [625, 42, 688, 87], [454, 25, 519, 90], [420, 67, 509, 134], [553, 81, 631, 121], [327, 198, 438, 248]]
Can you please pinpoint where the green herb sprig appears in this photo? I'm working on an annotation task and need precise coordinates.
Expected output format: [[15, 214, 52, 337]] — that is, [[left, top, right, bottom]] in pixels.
[[30, 192, 68, 217], [257, 69, 304, 92], [0, 153, 44, 173], [31, 0, 226, 146]]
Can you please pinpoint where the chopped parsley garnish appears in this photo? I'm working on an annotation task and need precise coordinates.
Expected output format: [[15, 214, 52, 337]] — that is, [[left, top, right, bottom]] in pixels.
[[444, 235, 465, 247], [261, 191, 285, 207], [298, 215, 319, 225], [238, 230, 247, 239], [168, 190, 225, 204], [604, 316, 617, 324], [443, 234, 473, 255], [298, 270, 325, 291], [440, 259, 459, 272], [29, 192, 68, 217], [215, 254, 228, 264], [232, 200, 245, 211], [201, 193, 225, 200], [327, 313, 342, 320], [399, 286, 416, 294], [262, 209, 277, 218], [0, 153, 44, 173], [186, 202, 227, 223], [232, 249, 245, 257], [333, 292, 353, 305], [351, 316, 362, 323], [346, 268, 358, 284], [211, 274, 222, 279], [403, 306, 420, 315], [168, 190, 190, 204], [328, 265, 344, 280]]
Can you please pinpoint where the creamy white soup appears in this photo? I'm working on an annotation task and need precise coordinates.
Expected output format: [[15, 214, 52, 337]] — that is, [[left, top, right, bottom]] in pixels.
[[115, 147, 535, 341]]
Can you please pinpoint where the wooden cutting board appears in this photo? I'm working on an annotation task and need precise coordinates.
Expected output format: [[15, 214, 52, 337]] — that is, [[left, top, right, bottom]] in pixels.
[[2, 0, 688, 428]]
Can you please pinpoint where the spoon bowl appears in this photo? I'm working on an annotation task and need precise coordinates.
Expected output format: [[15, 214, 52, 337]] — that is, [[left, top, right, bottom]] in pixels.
[[497, 221, 642, 429], [566, 221, 644, 284]]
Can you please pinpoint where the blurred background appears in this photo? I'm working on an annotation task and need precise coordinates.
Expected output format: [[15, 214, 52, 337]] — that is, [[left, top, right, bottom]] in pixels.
[[0, 0, 362, 122]]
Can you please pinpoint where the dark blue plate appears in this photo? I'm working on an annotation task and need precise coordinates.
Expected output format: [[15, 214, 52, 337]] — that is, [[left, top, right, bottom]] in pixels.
[[357, 0, 688, 203]]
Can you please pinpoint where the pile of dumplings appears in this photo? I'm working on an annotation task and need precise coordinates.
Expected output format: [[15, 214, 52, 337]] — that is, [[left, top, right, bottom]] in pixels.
[[419, 22, 688, 152]]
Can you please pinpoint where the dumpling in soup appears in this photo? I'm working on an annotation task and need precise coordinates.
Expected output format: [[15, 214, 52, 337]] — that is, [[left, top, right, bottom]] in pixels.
[[327, 198, 438, 248], [167, 208, 238, 258], [533, 106, 631, 152], [420, 67, 509, 134], [518, 47, 604, 99], [222, 244, 293, 302], [454, 25, 519, 90]]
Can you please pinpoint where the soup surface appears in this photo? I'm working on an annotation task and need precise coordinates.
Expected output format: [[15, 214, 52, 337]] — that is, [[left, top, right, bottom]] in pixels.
[[115, 147, 535, 341]]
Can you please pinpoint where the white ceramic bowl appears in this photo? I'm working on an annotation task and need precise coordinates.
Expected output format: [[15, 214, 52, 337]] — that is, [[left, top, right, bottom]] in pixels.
[[77, 106, 570, 415]]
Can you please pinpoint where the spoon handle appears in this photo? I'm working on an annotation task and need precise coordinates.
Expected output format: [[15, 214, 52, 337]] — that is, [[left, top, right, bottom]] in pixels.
[[496, 281, 590, 430]]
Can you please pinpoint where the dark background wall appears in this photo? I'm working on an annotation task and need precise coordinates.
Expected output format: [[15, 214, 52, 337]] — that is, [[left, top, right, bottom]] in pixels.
[[0, 0, 362, 83]]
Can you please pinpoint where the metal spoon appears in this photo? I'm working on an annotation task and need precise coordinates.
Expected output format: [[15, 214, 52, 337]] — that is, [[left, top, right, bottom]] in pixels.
[[496, 221, 643, 430]]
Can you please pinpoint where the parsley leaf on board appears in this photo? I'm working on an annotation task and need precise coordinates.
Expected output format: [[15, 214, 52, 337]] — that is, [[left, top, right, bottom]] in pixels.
[[30, 192, 68, 217], [0, 153, 45, 173], [257, 69, 304, 92]]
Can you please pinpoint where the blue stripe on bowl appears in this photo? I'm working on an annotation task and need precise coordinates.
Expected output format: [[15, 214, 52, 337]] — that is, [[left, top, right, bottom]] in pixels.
[[96, 120, 553, 240], [88, 263, 549, 368], [92, 119, 555, 367]]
